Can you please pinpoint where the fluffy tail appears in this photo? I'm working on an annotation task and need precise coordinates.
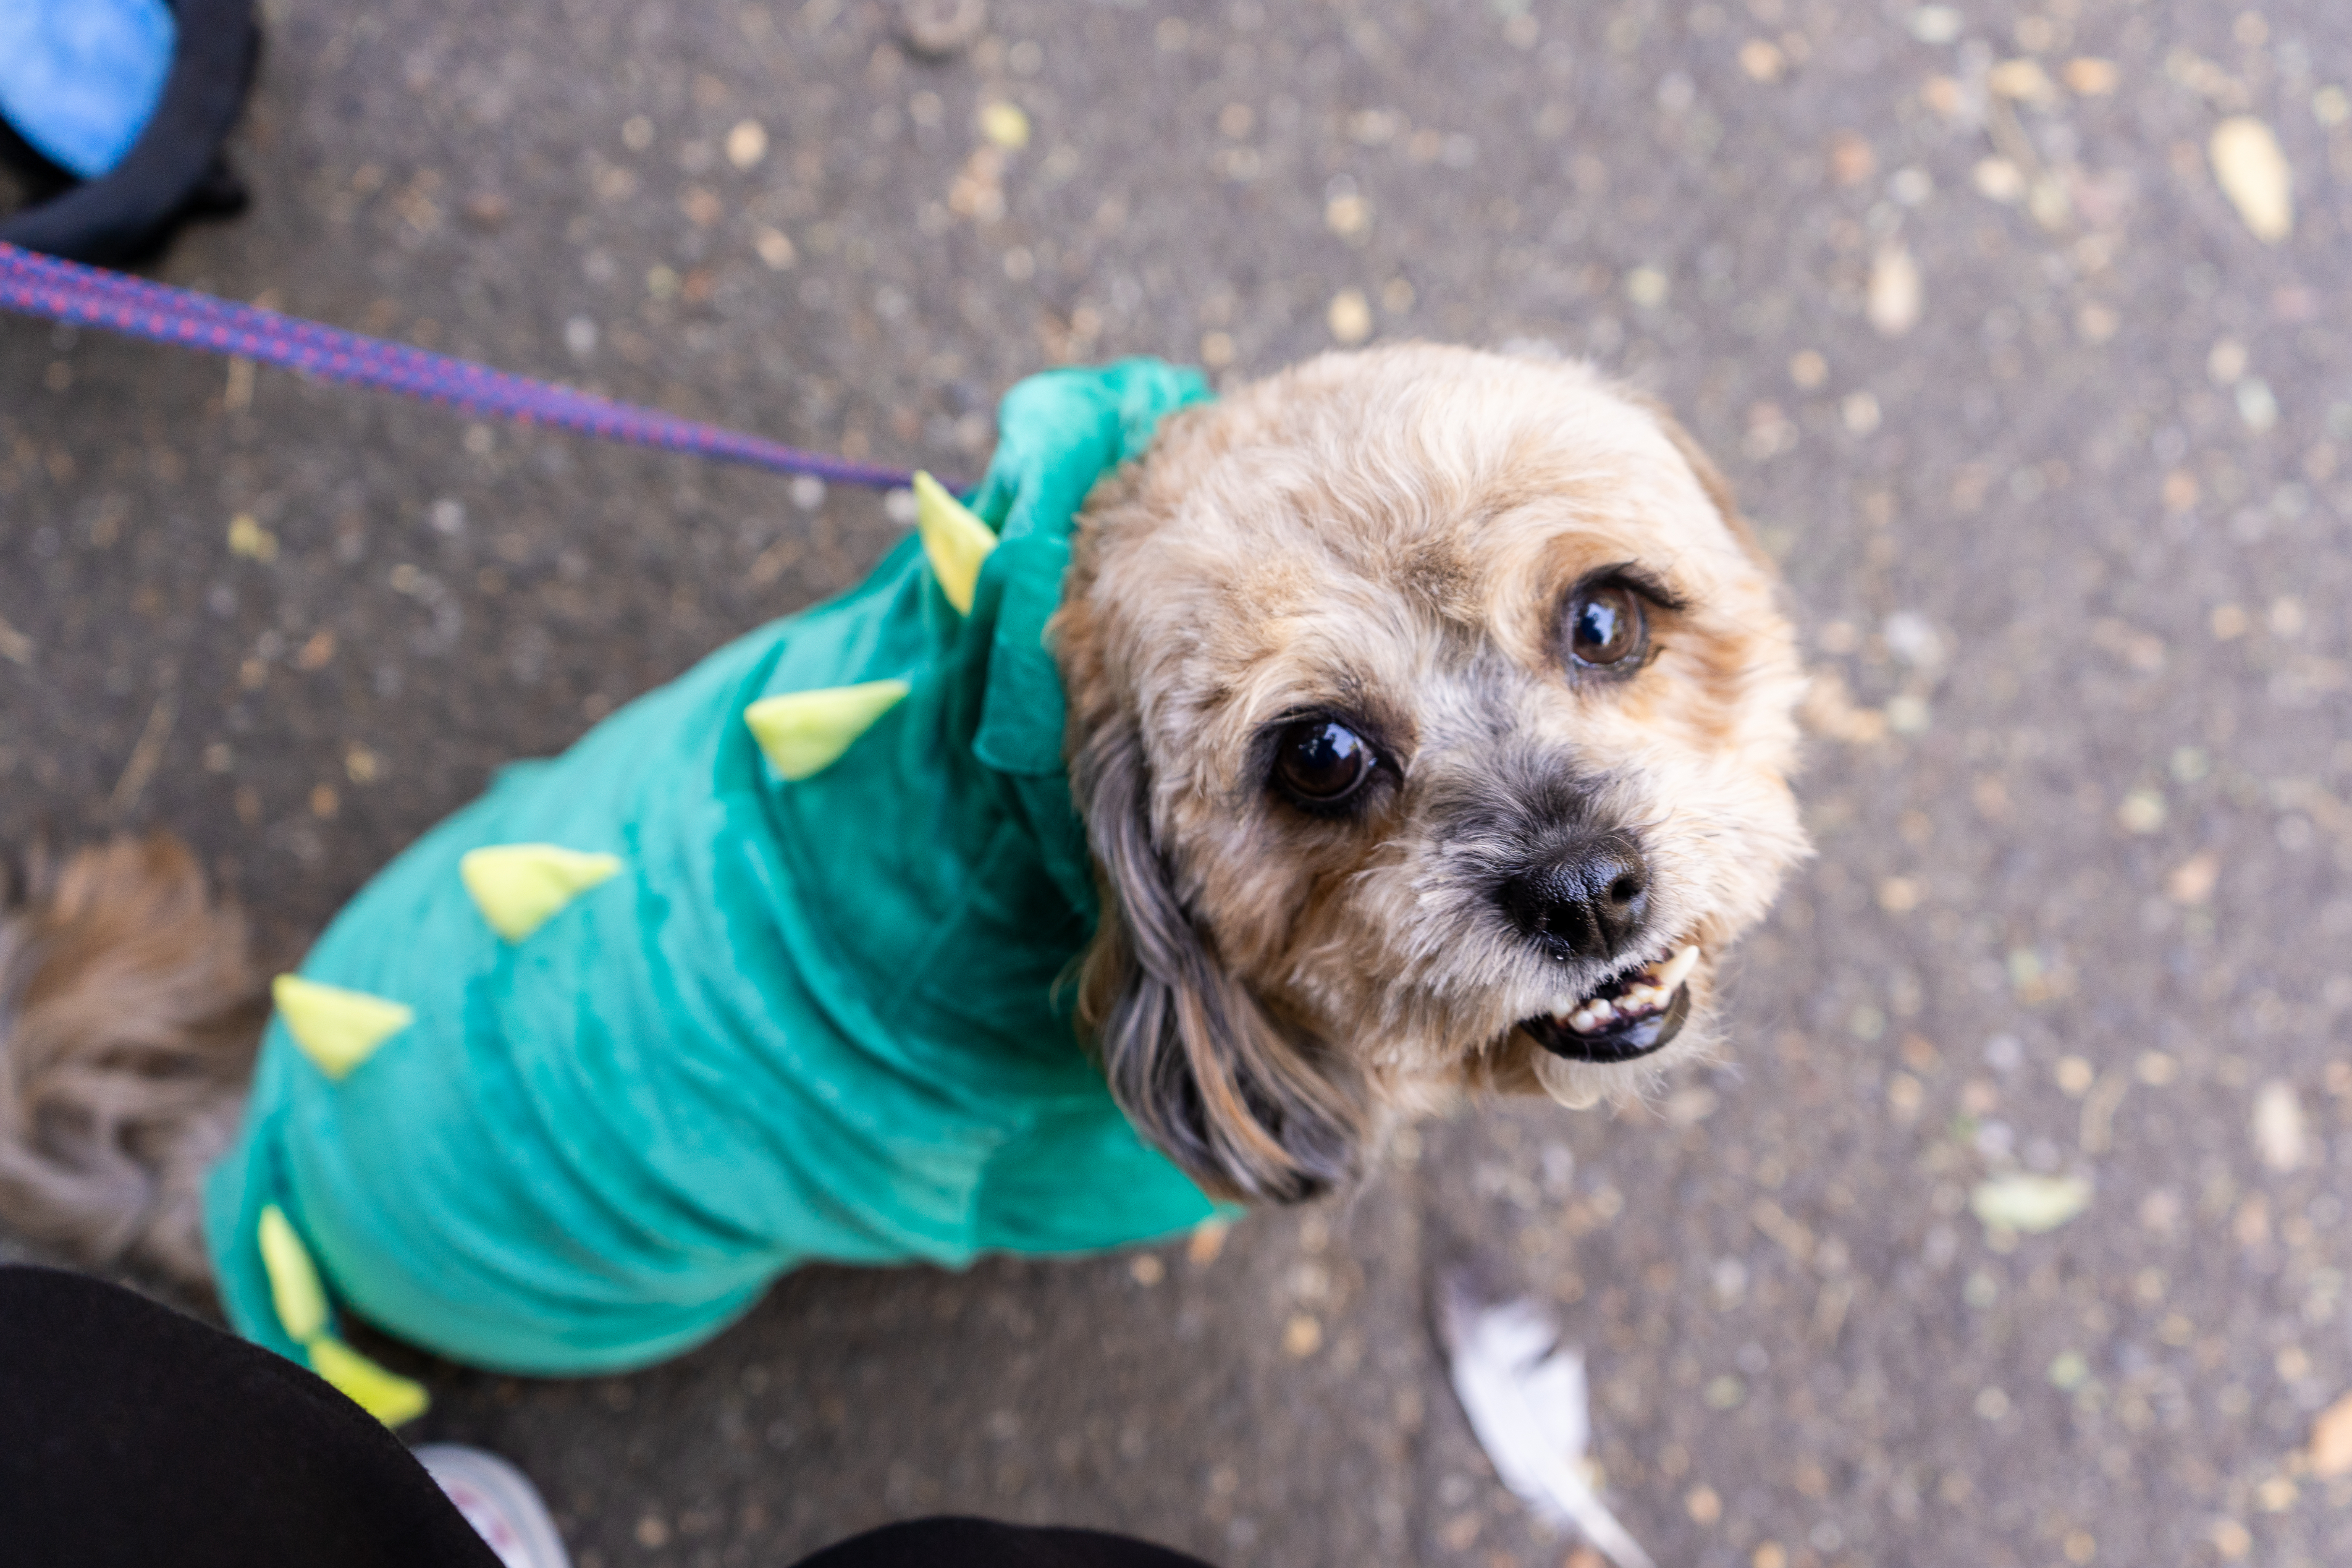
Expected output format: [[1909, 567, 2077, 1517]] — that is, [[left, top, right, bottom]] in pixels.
[[0, 835, 264, 1287]]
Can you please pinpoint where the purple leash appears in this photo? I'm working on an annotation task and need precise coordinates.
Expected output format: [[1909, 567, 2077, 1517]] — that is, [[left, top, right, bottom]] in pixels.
[[0, 239, 919, 490]]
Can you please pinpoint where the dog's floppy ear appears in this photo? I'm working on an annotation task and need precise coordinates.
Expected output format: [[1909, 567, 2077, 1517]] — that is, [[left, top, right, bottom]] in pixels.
[[1072, 720, 1362, 1204]]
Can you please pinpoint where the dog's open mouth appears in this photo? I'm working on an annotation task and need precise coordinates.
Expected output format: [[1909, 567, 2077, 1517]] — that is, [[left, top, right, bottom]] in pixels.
[[1518, 944, 1700, 1064]]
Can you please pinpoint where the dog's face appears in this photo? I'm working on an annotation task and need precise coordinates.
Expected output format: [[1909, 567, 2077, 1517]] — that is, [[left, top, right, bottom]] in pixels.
[[1058, 344, 1807, 1202]]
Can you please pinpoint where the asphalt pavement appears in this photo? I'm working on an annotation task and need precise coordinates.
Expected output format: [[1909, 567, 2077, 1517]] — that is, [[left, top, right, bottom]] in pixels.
[[5, 2, 2351, 1564]]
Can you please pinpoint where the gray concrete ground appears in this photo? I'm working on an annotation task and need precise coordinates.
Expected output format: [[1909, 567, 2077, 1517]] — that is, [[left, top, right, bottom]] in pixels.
[[6, 1, 2352, 1564]]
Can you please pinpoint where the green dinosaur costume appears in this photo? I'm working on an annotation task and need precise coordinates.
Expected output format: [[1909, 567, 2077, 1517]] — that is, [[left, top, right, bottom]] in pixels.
[[203, 361, 1221, 1406]]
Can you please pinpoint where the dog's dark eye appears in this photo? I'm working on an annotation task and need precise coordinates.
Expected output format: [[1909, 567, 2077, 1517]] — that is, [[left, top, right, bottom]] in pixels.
[[1273, 719, 1375, 805], [1567, 584, 1646, 668]]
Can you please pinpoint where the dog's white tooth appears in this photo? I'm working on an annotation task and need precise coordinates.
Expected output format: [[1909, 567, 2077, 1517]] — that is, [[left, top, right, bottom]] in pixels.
[[1568, 1008, 1596, 1034], [1654, 944, 1701, 992], [1588, 998, 1617, 1024]]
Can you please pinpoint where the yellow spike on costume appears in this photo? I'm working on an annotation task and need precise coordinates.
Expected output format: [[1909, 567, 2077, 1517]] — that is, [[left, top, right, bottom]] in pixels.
[[258, 1205, 329, 1343], [460, 845, 624, 942], [308, 1335, 431, 1427], [914, 470, 996, 614], [272, 975, 414, 1081], [259, 1203, 432, 1425], [744, 680, 911, 781]]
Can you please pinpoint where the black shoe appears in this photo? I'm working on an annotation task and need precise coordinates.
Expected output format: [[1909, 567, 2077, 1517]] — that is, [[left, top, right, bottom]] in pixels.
[[0, 0, 261, 267]]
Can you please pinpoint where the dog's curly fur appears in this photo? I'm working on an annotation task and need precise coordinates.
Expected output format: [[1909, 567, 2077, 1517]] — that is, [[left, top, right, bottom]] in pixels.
[[0, 836, 261, 1284], [0, 343, 1805, 1286]]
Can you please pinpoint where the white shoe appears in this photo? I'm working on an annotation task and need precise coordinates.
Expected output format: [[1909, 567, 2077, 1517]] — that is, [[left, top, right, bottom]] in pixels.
[[413, 1444, 573, 1568]]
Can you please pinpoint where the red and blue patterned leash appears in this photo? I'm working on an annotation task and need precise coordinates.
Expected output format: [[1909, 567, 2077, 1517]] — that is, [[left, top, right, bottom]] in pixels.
[[0, 238, 919, 490]]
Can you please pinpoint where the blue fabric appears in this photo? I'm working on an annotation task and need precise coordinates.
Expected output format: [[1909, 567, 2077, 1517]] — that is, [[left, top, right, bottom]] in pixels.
[[0, 0, 177, 179], [204, 362, 1227, 1376]]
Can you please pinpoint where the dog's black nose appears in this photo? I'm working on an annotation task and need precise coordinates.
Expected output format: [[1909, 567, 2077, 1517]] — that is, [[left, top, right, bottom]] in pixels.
[[1499, 835, 1651, 960]]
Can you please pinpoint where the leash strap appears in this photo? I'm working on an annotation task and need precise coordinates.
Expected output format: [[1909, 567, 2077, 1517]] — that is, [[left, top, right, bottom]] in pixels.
[[0, 238, 918, 489]]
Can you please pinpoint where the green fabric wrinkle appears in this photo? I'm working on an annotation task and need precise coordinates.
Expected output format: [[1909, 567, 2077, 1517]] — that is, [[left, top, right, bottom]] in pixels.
[[204, 360, 1218, 1375]]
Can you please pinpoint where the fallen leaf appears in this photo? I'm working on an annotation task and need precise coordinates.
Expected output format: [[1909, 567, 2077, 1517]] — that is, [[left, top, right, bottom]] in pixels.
[[1661, 1085, 1718, 1126], [2209, 116, 2293, 243], [725, 118, 768, 170], [754, 226, 797, 271], [2237, 377, 2278, 432], [1908, 7, 1962, 45], [1798, 668, 1888, 744], [1325, 192, 1372, 238], [2253, 1080, 2308, 1172], [979, 101, 1031, 150], [2028, 173, 2071, 230], [227, 513, 279, 562], [2115, 788, 2166, 834], [1867, 242, 1922, 336], [1829, 130, 1876, 186], [1970, 1173, 2091, 1234], [1750, 1197, 1816, 1263], [1738, 39, 1784, 83], [1186, 1218, 1228, 1265], [1972, 157, 2026, 202], [2080, 1071, 2129, 1154], [2311, 1391, 2352, 1477], [2062, 57, 2119, 95], [1987, 58, 2059, 105], [2164, 850, 2219, 904], [1326, 288, 1373, 345], [1885, 693, 1931, 735]]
